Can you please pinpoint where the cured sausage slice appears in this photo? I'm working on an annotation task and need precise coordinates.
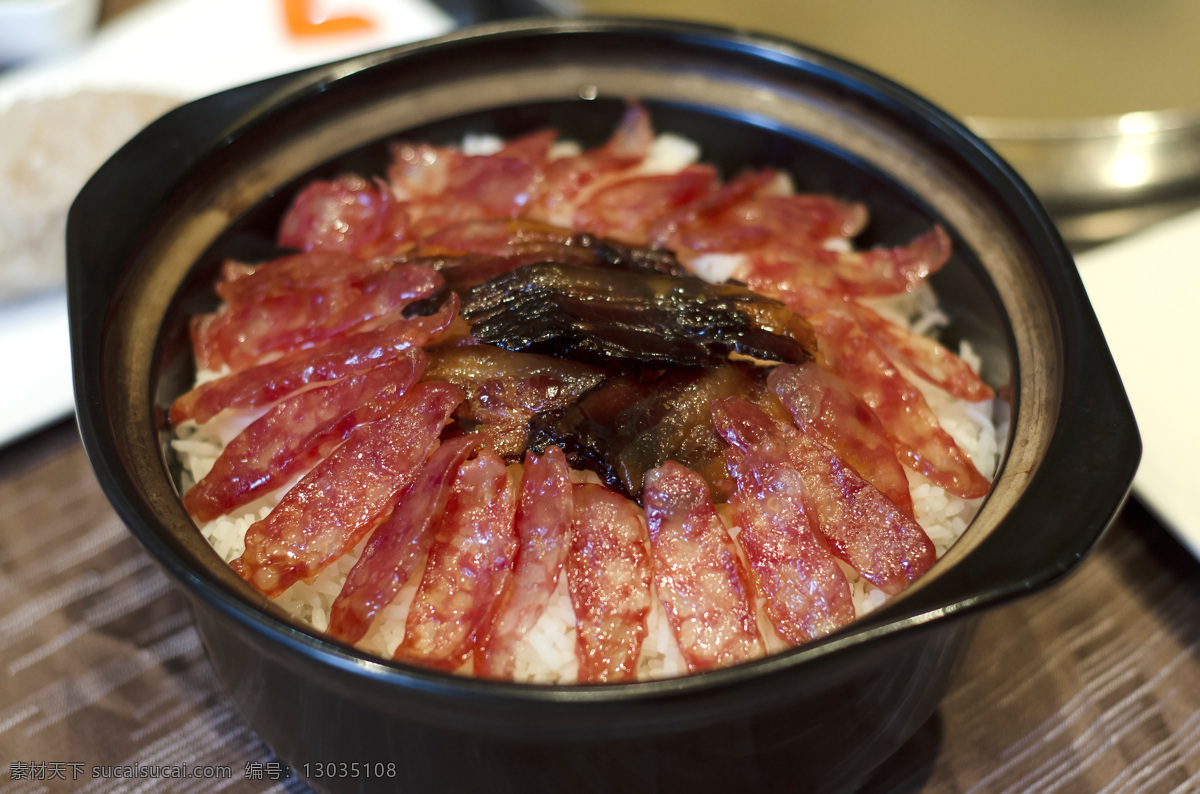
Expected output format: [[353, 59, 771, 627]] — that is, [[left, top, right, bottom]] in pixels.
[[713, 398, 856, 644], [327, 433, 483, 643], [715, 396, 935, 596], [809, 310, 992, 498], [738, 226, 952, 297], [278, 174, 390, 254], [233, 382, 464, 598], [171, 294, 457, 425], [192, 264, 440, 372], [573, 165, 718, 247], [643, 461, 764, 672], [394, 449, 518, 669], [768, 362, 916, 519], [567, 483, 652, 683], [184, 353, 425, 521], [476, 447, 574, 679]]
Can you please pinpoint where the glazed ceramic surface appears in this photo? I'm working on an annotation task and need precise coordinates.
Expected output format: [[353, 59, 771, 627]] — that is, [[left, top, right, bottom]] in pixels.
[[67, 19, 1138, 793]]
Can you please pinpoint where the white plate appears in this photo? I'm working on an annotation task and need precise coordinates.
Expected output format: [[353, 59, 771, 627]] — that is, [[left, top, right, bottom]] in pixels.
[[0, 0, 454, 447], [1076, 207, 1200, 557], [0, 291, 72, 446], [0, 0, 100, 66], [0, 0, 453, 109]]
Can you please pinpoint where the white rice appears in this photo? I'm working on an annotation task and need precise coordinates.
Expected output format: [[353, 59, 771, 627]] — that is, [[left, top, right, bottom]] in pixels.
[[171, 133, 1004, 682]]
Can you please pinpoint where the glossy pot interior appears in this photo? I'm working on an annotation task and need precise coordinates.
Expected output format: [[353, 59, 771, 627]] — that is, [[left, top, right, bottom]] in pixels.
[[67, 18, 1139, 793]]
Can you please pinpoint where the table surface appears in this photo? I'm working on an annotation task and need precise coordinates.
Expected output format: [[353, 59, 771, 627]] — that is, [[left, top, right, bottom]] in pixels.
[[0, 419, 1197, 793]]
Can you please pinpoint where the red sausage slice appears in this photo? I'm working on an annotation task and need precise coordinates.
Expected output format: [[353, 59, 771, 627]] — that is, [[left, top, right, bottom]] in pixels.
[[475, 447, 574, 679], [850, 300, 994, 402], [738, 226, 952, 297], [713, 398, 856, 645], [171, 293, 457, 426], [572, 165, 718, 247], [232, 381, 463, 598], [566, 483, 653, 683], [184, 352, 425, 521], [394, 449, 518, 670], [278, 174, 390, 254], [527, 102, 654, 227], [715, 396, 935, 596], [668, 189, 867, 260], [643, 461, 764, 672], [215, 250, 388, 305], [193, 263, 440, 372], [808, 310, 992, 499], [327, 433, 483, 644], [768, 362, 916, 520]]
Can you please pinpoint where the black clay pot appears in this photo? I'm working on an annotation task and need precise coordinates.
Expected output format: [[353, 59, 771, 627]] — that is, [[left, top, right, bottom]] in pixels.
[[67, 18, 1139, 793]]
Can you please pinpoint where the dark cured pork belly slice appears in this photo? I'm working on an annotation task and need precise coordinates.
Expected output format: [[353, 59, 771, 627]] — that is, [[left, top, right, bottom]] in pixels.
[[231, 381, 464, 599], [277, 174, 390, 254], [394, 449, 518, 670], [416, 218, 688, 292], [807, 309, 992, 499], [527, 367, 718, 500], [529, 364, 787, 502], [462, 263, 817, 371], [183, 352, 426, 522], [768, 362, 916, 520], [567, 483, 653, 683], [405, 252, 533, 296], [192, 263, 441, 372], [738, 225, 952, 297], [425, 346, 604, 459], [642, 462, 765, 672], [529, 377, 650, 494], [711, 399, 856, 643], [170, 293, 458, 425], [405, 246, 684, 297], [714, 396, 935, 596], [327, 434, 484, 644], [476, 447, 574, 680]]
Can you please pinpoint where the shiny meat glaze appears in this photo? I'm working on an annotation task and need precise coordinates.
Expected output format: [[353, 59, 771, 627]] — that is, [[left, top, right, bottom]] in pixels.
[[174, 102, 994, 681]]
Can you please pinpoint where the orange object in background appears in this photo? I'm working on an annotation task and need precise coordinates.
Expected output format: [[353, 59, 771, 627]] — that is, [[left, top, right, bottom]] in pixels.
[[283, 0, 375, 36]]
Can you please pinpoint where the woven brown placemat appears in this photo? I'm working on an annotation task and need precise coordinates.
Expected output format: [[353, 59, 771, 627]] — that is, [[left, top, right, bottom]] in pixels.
[[1, 423, 1196, 793], [864, 502, 1200, 793], [0, 423, 304, 793]]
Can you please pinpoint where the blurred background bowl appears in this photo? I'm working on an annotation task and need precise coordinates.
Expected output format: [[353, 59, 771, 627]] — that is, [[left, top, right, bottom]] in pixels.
[[449, 0, 1200, 249], [0, 0, 100, 66]]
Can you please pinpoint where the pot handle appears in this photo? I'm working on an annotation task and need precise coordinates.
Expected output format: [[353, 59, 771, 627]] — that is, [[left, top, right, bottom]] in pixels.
[[871, 294, 1140, 631]]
